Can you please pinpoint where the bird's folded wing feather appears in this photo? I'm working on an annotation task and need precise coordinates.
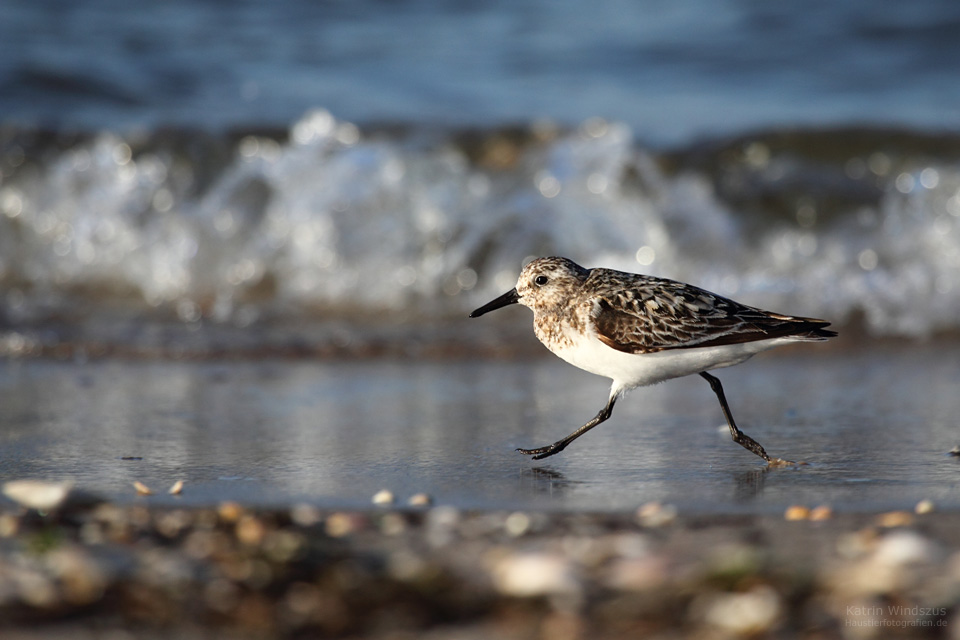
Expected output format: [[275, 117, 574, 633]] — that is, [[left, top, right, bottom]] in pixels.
[[591, 278, 830, 354]]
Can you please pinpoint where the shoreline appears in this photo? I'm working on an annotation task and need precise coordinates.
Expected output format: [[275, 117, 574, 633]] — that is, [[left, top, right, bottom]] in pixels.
[[1, 502, 957, 638]]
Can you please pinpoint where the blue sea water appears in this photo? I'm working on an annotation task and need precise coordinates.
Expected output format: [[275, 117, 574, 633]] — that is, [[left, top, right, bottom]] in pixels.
[[2, 0, 960, 144]]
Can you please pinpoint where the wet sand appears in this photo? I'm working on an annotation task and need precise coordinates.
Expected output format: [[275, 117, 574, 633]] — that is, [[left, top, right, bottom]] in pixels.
[[1, 341, 959, 512]]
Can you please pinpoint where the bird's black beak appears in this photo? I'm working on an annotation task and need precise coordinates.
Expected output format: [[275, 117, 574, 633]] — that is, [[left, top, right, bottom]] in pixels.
[[469, 288, 520, 318]]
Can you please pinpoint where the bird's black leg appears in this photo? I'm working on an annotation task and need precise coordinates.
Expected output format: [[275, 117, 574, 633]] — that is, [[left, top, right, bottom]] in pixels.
[[518, 393, 618, 460], [700, 372, 795, 465]]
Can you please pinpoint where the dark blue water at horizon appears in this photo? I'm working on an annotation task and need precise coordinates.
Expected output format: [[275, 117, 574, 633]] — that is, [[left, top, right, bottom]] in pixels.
[[3, 0, 960, 145]]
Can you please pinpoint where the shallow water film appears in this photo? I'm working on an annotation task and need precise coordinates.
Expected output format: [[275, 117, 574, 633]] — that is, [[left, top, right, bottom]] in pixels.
[[1, 341, 957, 513]]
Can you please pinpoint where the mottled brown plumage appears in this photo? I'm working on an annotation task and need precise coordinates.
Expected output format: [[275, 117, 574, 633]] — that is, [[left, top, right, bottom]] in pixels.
[[585, 269, 835, 354], [470, 256, 836, 464]]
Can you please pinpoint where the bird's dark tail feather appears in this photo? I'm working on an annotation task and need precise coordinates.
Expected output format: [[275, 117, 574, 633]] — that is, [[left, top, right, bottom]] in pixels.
[[793, 319, 837, 341]]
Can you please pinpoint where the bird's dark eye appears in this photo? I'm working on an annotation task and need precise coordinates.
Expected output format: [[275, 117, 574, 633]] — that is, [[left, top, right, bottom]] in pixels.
[[535, 275, 549, 286]]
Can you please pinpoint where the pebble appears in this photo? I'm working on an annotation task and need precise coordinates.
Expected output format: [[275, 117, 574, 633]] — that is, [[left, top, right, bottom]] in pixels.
[[379, 512, 407, 536], [636, 501, 677, 527], [915, 499, 935, 514], [605, 556, 668, 591], [3, 480, 73, 511], [785, 505, 811, 521], [504, 512, 531, 537], [218, 502, 244, 523], [810, 505, 833, 521], [831, 530, 941, 597], [387, 549, 428, 582], [325, 512, 360, 538], [426, 505, 460, 529], [236, 515, 268, 547], [155, 509, 192, 539], [407, 493, 432, 507], [289, 503, 322, 527], [876, 511, 913, 528], [372, 489, 395, 506], [0, 512, 19, 538], [872, 530, 938, 567], [836, 528, 879, 559], [702, 585, 781, 634], [263, 530, 304, 564], [490, 552, 579, 597], [425, 506, 461, 547], [13, 567, 58, 608], [784, 505, 833, 522], [47, 547, 108, 605], [133, 481, 153, 496]]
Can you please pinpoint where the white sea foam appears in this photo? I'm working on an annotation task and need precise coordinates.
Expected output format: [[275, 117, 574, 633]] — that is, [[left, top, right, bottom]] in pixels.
[[2, 111, 959, 337]]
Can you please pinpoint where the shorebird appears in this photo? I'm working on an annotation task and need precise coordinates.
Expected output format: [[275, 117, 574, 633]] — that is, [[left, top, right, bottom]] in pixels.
[[470, 257, 836, 465]]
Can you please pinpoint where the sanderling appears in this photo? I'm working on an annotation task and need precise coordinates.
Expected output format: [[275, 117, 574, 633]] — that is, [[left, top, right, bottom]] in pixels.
[[470, 257, 836, 465]]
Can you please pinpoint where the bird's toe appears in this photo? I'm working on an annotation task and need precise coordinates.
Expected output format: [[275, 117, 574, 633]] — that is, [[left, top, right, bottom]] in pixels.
[[767, 457, 807, 468]]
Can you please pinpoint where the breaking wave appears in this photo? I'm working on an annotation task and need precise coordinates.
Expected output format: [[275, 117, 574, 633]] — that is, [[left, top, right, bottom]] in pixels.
[[2, 110, 959, 346]]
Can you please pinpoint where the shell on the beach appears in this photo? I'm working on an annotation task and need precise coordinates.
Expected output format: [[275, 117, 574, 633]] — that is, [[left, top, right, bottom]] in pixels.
[[491, 552, 579, 597], [2, 480, 74, 511], [636, 501, 678, 527], [372, 490, 396, 506], [133, 481, 154, 496], [784, 505, 811, 521], [407, 493, 432, 507]]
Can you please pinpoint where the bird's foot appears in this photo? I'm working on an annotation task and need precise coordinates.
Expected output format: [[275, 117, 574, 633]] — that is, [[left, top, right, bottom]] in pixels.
[[767, 457, 808, 468], [517, 443, 566, 460]]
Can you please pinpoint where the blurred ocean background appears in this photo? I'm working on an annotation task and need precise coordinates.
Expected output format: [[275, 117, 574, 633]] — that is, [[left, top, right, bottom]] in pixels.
[[2, 0, 960, 509], [3, 0, 960, 354]]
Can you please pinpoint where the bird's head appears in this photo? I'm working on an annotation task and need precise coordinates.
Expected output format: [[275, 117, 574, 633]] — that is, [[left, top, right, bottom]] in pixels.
[[470, 257, 589, 317]]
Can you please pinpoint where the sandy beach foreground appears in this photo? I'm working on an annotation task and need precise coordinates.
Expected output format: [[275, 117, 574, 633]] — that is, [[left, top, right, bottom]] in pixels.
[[0, 500, 956, 639]]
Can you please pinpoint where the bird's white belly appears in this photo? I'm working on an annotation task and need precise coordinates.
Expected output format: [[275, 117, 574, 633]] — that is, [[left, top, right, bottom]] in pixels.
[[547, 332, 794, 391]]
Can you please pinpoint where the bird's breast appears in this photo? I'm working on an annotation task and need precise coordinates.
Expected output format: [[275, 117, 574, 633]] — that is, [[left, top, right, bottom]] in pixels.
[[532, 308, 588, 352]]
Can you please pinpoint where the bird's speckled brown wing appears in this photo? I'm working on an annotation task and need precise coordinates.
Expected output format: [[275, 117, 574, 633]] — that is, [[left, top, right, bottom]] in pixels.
[[587, 270, 834, 354]]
